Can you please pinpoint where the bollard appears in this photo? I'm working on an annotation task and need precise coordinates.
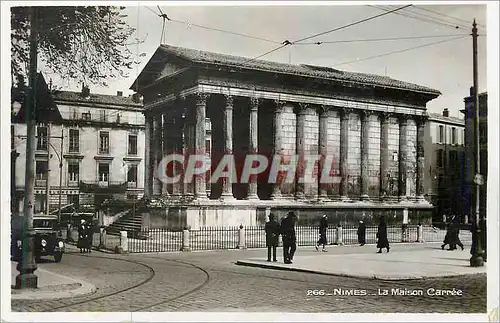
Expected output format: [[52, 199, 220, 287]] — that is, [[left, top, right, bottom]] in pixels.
[[237, 225, 246, 249], [181, 228, 191, 252], [416, 224, 425, 243], [115, 230, 128, 254], [335, 225, 344, 246]]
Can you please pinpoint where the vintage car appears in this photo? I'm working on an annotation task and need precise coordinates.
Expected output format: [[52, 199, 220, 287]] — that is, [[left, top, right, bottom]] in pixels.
[[11, 215, 65, 263]]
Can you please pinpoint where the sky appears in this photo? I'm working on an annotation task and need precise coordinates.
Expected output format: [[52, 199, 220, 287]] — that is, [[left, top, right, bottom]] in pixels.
[[41, 2, 488, 119]]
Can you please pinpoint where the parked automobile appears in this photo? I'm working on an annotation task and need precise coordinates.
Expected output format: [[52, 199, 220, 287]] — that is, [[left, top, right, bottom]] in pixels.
[[11, 215, 65, 263]]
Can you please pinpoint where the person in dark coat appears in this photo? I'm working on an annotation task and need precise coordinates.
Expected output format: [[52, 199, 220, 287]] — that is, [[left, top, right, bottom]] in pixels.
[[446, 219, 464, 251], [357, 220, 366, 246], [315, 214, 328, 252], [376, 216, 390, 253], [265, 213, 280, 262], [281, 211, 297, 264], [77, 219, 89, 253], [85, 220, 93, 253]]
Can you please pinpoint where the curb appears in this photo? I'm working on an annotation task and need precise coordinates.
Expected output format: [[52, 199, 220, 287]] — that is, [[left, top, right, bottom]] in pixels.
[[11, 268, 96, 300], [235, 258, 485, 282]]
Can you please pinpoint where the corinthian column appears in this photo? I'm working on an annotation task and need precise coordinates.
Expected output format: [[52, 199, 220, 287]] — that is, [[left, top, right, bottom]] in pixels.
[[144, 113, 153, 198], [194, 93, 209, 199], [398, 114, 409, 201], [360, 110, 371, 200], [153, 115, 163, 196], [379, 112, 391, 200], [295, 103, 307, 200], [270, 100, 285, 199], [318, 105, 329, 199], [162, 114, 170, 197], [339, 108, 351, 201], [416, 115, 427, 201], [221, 95, 235, 199], [247, 97, 259, 200]]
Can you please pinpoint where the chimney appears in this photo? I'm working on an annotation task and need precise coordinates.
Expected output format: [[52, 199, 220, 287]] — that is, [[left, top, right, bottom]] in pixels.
[[442, 108, 449, 117], [117, 91, 123, 97], [81, 84, 90, 97]]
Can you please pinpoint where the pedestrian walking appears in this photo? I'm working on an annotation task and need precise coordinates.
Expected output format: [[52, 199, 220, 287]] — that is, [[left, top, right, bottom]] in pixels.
[[85, 220, 93, 253], [376, 216, 390, 253], [281, 211, 297, 264], [447, 218, 464, 251], [441, 221, 452, 250], [77, 219, 89, 253], [315, 214, 328, 252], [265, 213, 280, 262], [357, 220, 366, 246]]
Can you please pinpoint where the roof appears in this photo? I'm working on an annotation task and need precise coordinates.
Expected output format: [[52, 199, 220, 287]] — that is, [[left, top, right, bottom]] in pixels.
[[428, 112, 465, 126], [52, 90, 142, 107], [157, 44, 441, 96]]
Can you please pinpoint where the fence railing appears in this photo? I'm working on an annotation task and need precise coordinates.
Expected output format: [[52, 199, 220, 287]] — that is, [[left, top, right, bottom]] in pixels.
[[87, 224, 472, 254]]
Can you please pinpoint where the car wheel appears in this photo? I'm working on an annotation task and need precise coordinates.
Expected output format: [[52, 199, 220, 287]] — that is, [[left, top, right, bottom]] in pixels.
[[54, 252, 63, 263]]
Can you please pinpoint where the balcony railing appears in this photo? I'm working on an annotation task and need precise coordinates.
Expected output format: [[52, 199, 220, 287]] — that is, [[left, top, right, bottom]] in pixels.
[[79, 180, 127, 193], [35, 179, 47, 187]]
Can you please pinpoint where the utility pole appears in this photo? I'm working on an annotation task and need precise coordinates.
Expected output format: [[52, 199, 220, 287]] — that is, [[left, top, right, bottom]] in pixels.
[[15, 6, 38, 289], [470, 19, 484, 267], [58, 128, 64, 224]]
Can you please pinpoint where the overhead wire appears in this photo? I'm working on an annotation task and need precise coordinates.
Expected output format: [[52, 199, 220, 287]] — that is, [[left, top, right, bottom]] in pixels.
[[240, 4, 413, 65], [294, 33, 472, 45], [411, 6, 486, 28], [331, 34, 469, 67]]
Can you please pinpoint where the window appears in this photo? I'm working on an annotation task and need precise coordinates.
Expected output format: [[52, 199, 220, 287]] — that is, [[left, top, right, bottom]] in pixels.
[[438, 125, 444, 144], [34, 194, 46, 214], [451, 127, 457, 145], [99, 109, 107, 122], [449, 151, 458, 168], [82, 112, 91, 120], [68, 162, 79, 184], [128, 134, 138, 155], [205, 139, 211, 154], [98, 163, 109, 182], [437, 149, 444, 168], [127, 165, 138, 187], [69, 129, 79, 153], [67, 194, 79, 210], [35, 160, 48, 180], [37, 126, 48, 150], [99, 131, 109, 154]]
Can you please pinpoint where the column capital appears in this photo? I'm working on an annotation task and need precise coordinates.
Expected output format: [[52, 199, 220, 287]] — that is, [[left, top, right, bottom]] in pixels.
[[397, 113, 411, 125], [249, 97, 261, 111], [359, 109, 373, 121], [274, 100, 286, 113], [195, 92, 210, 106], [224, 94, 234, 109], [340, 107, 353, 120], [295, 102, 310, 115], [317, 104, 330, 116], [380, 111, 395, 122], [415, 115, 429, 126]]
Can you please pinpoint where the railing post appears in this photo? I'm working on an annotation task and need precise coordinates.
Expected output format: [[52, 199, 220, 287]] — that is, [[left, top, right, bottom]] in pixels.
[[237, 224, 246, 249], [402, 208, 409, 242], [416, 223, 425, 243], [335, 224, 344, 246], [181, 227, 191, 252], [115, 230, 128, 254]]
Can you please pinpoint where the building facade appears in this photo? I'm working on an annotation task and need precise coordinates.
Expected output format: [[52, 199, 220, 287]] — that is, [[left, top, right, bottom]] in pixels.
[[423, 109, 466, 222], [132, 45, 441, 229], [11, 84, 145, 216]]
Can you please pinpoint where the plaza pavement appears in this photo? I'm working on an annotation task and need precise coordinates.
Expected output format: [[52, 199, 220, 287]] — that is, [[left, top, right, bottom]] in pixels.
[[236, 242, 487, 280]]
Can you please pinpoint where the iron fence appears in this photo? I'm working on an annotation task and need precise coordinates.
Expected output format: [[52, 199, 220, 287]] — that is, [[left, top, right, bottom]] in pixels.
[[93, 224, 472, 253]]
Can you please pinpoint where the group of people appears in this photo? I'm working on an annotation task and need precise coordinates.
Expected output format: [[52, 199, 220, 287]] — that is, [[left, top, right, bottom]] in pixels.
[[265, 212, 393, 263], [77, 218, 93, 253], [264, 211, 297, 264]]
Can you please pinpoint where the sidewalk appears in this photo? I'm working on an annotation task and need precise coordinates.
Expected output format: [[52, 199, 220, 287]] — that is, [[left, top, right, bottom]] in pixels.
[[236, 243, 487, 280], [11, 261, 96, 300]]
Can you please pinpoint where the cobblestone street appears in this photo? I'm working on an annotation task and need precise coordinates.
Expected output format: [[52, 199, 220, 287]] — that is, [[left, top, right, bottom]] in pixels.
[[11, 245, 487, 313]]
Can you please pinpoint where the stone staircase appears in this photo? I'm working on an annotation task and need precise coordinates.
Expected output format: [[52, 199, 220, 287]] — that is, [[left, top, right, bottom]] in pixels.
[[106, 209, 144, 239]]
